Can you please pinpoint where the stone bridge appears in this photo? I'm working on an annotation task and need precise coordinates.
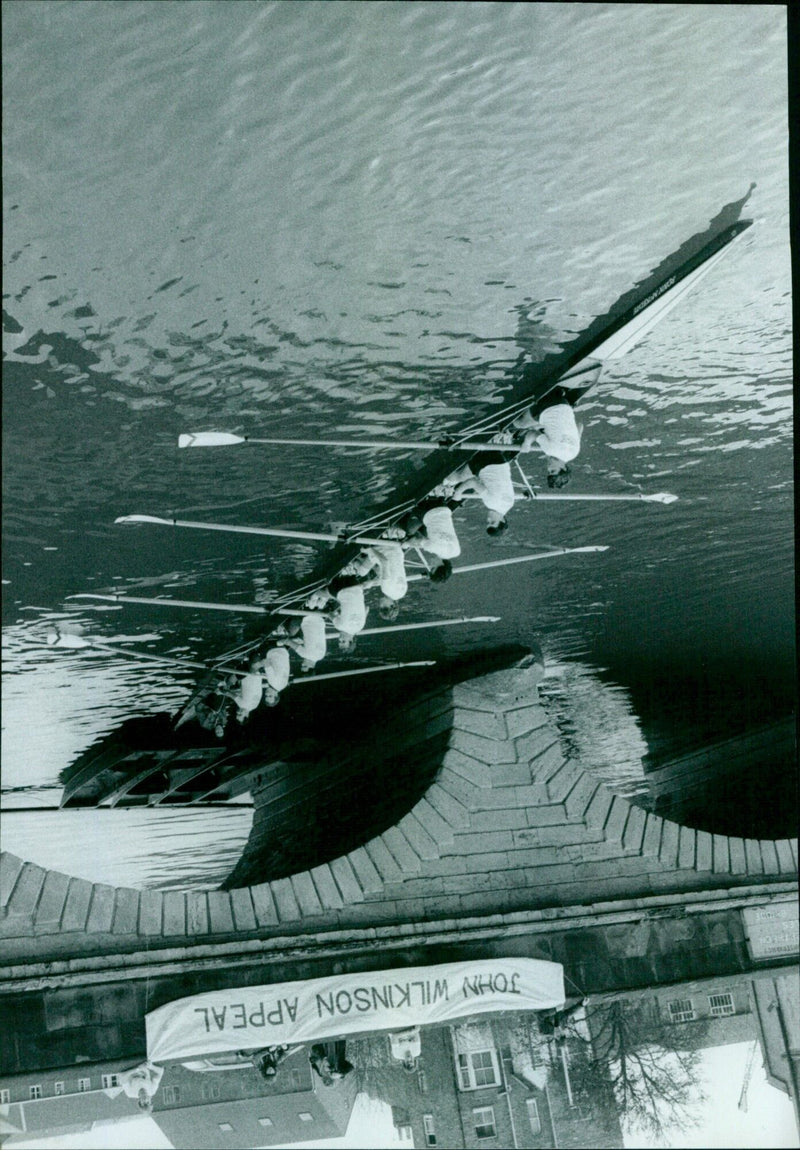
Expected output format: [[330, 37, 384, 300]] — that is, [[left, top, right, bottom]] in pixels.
[[2, 659, 796, 988]]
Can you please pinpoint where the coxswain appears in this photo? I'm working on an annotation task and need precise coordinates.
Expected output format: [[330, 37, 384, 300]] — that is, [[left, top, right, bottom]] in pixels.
[[277, 612, 327, 671], [400, 497, 461, 581], [253, 645, 291, 705], [448, 448, 517, 535], [360, 540, 409, 620], [512, 385, 582, 489]]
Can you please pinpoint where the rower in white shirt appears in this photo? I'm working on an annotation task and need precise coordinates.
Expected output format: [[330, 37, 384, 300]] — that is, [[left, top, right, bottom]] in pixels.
[[360, 540, 409, 620], [254, 645, 292, 705], [448, 449, 517, 536], [305, 575, 369, 652], [277, 611, 327, 672], [400, 498, 461, 582], [512, 386, 583, 489]]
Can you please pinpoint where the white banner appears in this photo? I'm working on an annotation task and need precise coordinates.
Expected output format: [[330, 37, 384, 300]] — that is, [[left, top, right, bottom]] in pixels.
[[146, 958, 564, 1063]]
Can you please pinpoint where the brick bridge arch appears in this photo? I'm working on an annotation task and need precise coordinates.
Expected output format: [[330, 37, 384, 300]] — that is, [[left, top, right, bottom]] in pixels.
[[2, 661, 797, 964]]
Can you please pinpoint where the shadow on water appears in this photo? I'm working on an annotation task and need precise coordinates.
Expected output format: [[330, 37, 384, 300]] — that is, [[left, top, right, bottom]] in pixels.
[[57, 644, 538, 889], [606, 654, 797, 839]]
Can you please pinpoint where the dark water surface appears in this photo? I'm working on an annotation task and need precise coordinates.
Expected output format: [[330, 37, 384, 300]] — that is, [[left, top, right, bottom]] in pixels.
[[2, 2, 793, 886]]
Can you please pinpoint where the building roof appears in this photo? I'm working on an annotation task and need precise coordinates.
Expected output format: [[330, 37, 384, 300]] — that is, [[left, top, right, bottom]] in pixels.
[[152, 1078, 357, 1150]]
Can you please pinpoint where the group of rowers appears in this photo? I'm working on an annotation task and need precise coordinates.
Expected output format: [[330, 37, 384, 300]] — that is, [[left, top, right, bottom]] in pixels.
[[179, 382, 582, 736]]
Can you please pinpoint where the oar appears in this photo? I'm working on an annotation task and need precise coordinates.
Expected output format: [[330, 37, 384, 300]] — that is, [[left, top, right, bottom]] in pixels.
[[115, 514, 391, 547], [292, 661, 435, 683], [69, 592, 274, 615], [509, 490, 679, 504], [69, 596, 501, 637], [47, 631, 220, 673], [284, 615, 501, 632], [178, 431, 515, 452], [406, 546, 608, 580]]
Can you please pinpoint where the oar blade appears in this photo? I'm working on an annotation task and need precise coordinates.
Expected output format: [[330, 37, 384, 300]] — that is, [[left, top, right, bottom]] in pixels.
[[178, 432, 246, 448], [645, 492, 679, 504], [115, 514, 171, 526]]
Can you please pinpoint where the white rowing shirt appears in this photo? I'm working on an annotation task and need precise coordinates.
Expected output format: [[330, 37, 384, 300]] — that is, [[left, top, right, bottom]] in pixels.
[[420, 506, 461, 559], [262, 646, 291, 692], [371, 541, 408, 601], [536, 403, 581, 462], [331, 585, 368, 635], [232, 671, 263, 715], [294, 613, 327, 664], [475, 461, 515, 515]]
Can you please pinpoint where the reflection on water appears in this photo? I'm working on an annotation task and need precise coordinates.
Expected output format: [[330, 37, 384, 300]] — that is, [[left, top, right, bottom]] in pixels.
[[0, 806, 253, 891], [538, 662, 650, 801]]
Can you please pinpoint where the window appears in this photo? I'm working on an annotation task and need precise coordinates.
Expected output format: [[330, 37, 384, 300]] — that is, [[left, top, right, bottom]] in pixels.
[[202, 1082, 221, 1101], [299, 1113, 314, 1123], [218, 1123, 233, 1132], [101, 1074, 120, 1089], [54, 1082, 65, 1096], [258, 1118, 273, 1128], [527, 1098, 541, 1134], [708, 992, 735, 1017], [163, 1085, 181, 1104], [456, 1049, 500, 1090], [397, 1126, 413, 1142], [423, 1113, 436, 1146], [473, 1106, 496, 1139], [289, 1067, 304, 1090], [77, 1078, 90, 1092], [418, 1070, 428, 1093], [29, 1085, 42, 1100], [0, 1089, 10, 1104], [668, 999, 696, 1023]]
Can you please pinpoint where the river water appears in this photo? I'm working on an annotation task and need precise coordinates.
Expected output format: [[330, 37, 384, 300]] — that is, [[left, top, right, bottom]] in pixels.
[[2, 2, 793, 889]]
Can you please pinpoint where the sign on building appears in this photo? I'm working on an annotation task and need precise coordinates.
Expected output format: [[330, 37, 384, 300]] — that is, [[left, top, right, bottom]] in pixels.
[[743, 902, 800, 961]]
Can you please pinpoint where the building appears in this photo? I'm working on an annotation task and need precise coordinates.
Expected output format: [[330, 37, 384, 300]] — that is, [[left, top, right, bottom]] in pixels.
[[349, 1011, 624, 1149], [0, 1049, 356, 1150]]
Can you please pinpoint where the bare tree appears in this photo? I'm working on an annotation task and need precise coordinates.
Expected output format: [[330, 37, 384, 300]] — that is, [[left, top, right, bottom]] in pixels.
[[567, 998, 710, 1144]]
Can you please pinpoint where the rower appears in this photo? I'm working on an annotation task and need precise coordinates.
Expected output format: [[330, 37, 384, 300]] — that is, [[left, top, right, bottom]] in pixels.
[[359, 540, 408, 620], [400, 497, 461, 582], [512, 385, 583, 489], [225, 659, 265, 722], [448, 448, 517, 536], [305, 575, 369, 652], [277, 612, 327, 672], [253, 645, 291, 705]]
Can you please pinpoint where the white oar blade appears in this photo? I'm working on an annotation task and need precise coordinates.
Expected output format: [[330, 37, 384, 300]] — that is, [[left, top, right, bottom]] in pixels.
[[115, 514, 171, 526], [178, 432, 246, 448], [644, 492, 679, 504]]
